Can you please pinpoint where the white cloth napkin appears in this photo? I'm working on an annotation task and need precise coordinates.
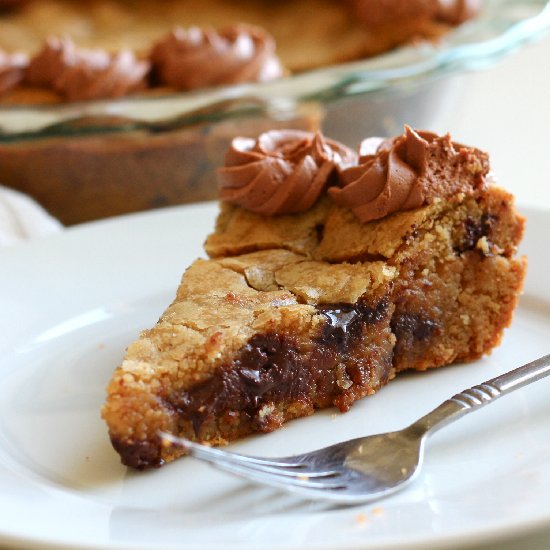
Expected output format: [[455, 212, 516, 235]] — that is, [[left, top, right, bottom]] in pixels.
[[0, 185, 63, 246]]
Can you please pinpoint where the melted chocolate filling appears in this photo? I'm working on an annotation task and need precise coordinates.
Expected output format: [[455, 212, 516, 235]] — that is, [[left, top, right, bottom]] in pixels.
[[170, 332, 306, 436], [317, 298, 388, 348], [116, 297, 437, 469], [168, 298, 390, 438]]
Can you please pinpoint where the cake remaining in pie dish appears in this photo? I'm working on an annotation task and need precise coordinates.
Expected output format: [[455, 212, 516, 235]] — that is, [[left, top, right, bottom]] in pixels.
[[0, 0, 480, 102], [102, 127, 526, 469]]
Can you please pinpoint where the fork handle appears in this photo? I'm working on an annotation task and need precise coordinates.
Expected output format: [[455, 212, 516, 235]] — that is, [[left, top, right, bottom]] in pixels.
[[408, 353, 550, 436]]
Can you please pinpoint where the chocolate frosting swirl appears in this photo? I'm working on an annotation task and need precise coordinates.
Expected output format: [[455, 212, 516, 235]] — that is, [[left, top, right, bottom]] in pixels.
[[150, 25, 283, 90], [218, 130, 357, 216], [349, 0, 479, 26], [25, 37, 150, 101], [0, 50, 27, 95], [329, 126, 489, 223]]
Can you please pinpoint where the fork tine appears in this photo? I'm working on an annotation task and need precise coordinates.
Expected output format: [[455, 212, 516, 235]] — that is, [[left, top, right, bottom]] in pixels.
[[208, 458, 348, 491], [231, 464, 341, 479], [160, 432, 300, 467], [160, 432, 341, 479]]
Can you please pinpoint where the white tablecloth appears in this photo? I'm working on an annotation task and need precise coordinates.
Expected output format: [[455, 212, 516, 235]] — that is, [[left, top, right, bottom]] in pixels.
[[0, 184, 62, 246]]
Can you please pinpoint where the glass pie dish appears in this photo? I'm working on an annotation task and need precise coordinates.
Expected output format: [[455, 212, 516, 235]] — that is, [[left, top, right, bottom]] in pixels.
[[0, 0, 549, 225]]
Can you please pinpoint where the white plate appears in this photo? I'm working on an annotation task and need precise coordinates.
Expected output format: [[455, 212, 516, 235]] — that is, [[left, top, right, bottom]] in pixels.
[[0, 203, 549, 550]]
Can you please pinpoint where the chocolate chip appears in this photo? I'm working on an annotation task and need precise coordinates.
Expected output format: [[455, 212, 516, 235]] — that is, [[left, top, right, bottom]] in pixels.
[[391, 312, 439, 342], [456, 213, 496, 253]]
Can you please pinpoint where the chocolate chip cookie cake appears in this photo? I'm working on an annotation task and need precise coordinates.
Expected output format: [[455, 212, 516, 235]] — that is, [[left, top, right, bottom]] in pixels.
[[102, 126, 525, 469]]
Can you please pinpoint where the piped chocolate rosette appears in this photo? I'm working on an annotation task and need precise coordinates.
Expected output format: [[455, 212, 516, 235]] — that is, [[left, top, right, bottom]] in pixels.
[[329, 126, 489, 222], [218, 129, 357, 215], [24, 37, 150, 101], [150, 24, 283, 90]]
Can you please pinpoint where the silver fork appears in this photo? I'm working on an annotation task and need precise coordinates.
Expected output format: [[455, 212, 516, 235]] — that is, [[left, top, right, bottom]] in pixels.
[[161, 354, 550, 504]]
